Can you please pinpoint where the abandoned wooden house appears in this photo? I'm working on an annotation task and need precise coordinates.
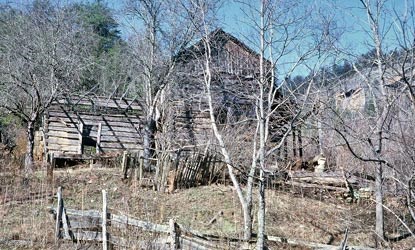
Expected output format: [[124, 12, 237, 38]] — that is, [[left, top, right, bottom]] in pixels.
[[41, 95, 143, 162], [40, 28, 302, 178], [163, 29, 279, 150]]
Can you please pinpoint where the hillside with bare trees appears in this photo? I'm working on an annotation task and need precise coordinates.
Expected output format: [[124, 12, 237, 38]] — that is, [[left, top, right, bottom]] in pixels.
[[2, 0, 415, 249]]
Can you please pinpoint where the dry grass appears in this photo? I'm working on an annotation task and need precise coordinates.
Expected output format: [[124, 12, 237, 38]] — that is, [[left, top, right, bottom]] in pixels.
[[1, 164, 415, 249]]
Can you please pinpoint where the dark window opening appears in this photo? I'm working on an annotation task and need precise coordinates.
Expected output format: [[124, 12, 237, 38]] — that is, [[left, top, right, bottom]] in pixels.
[[82, 124, 97, 155]]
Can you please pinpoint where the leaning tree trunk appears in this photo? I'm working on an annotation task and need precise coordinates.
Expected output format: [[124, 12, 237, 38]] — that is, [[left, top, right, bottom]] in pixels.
[[24, 120, 35, 173]]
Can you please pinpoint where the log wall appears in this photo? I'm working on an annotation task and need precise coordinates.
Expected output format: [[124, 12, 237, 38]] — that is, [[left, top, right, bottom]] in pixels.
[[44, 97, 144, 156]]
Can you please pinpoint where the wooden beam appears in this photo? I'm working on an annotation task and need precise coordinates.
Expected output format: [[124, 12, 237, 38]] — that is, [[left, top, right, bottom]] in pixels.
[[169, 219, 179, 250], [102, 190, 108, 250], [96, 123, 102, 154], [61, 208, 71, 240], [55, 187, 63, 240], [78, 121, 83, 154]]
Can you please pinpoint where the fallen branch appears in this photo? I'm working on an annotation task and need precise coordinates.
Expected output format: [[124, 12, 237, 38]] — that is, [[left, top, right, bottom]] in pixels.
[[288, 181, 349, 192]]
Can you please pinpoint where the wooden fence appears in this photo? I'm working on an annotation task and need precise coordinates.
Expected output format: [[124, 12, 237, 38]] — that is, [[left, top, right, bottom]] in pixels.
[[120, 150, 224, 192], [50, 187, 376, 250], [51, 187, 241, 250], [158, 151, 223, 191]]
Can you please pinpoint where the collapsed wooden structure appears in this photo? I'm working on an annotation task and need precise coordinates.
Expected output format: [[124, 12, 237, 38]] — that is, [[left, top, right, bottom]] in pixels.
[[42, 95, 143, 161]]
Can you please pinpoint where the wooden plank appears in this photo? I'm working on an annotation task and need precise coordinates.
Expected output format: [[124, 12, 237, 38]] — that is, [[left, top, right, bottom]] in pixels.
[[169, 219, 179, 250], [47, 127, 141, 138], [101, 126, 141, 133], [47, 131, 79, 139], [52, 208, 102, 218], [50, 152, 56, 169], [47, 137, 79, 146], [47, 145, 80, 153], [47, 153, 54, 186], [63, 217, 101, 229], [97, 123, 102, 154], [65, 230, 103, 242], [55, 187, 63, 239], [288, 181, 349, 192], [61, 208, 71, 240], [55, 97, 143, 110], [50, 206, 169, 233], [49, 116, 142, 128], [48, 123, 141, 134], [61, 230, 169, 249], [181, 235, 226, 250], [47, 124, 78, 132], [78, 121, 83, 154], [49, 111, 143, 122], [100, 131, 141, 138], [43, 113, 50, 160], [81, 117, 142, 125], [110, 214, 170, 233], [93, 121, 142, 128], [100, 143, 141, 150], [100, 136, 141, 143]]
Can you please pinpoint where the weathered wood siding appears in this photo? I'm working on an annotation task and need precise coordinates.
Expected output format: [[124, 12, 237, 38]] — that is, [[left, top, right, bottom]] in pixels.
[[44, 97, 144, 156], [163, 99, 212, 149]]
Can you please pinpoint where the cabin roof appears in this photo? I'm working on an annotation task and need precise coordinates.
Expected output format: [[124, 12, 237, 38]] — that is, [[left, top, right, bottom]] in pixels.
[[175, 28, 268, 64], [52, 95, 143, 114]]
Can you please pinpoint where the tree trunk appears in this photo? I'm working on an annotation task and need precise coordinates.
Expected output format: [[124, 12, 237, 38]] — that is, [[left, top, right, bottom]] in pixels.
[[375, 162, 384, 243], [292, 130, 297, 157], [24, 121, 35, 173], [317, 120, 323, 155], [257, 1, 266, 248], [244, 159, 256, 241], [257, 169, 266, 249], [143, 118, 156, 171], [201, 34, 254, 243], [298, 127, 303, 159]]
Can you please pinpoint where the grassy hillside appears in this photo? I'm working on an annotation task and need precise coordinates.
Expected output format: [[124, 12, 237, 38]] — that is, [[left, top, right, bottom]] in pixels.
[[1, 164, 415, 249]]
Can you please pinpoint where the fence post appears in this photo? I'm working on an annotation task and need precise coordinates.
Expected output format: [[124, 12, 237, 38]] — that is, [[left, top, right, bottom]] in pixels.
[[138, 152, 143, 185], [50, 152, 56, 169], [340, 228, 349, 250], [102, 190, 108, 250], [55, 187, 63, 240], [169, 218, 179, 250], [47, 152, 54, 188], [122, 151, 128, 179]]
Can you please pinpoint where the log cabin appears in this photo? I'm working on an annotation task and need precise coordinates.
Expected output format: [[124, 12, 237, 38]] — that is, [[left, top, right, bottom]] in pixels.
[[42, 95, 144, 161], [163, 29, 292, 156]]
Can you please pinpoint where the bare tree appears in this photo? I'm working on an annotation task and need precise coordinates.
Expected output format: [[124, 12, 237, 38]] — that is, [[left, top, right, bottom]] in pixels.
[[123, 0, 196, 171], [176, 0, 258, 244], [322, 0, 415, 244], [237, 1, 333, 248], [0, 2, 93, 173], [182, 1, 328, 248]]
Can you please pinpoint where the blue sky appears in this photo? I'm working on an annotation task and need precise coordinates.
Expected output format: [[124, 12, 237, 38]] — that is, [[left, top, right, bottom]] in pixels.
[[2, 0, 414, 76], [113, 0, 414, 75]]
